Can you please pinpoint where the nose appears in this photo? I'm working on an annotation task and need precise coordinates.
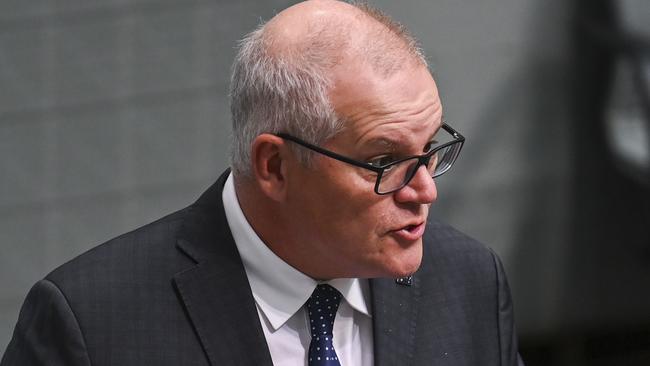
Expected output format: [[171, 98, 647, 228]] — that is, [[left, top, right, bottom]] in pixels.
[[394, 164, 437, 204]]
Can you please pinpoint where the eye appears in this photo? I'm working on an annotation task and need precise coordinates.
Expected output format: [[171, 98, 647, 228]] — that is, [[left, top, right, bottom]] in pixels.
[[367, 155, 397, 168]]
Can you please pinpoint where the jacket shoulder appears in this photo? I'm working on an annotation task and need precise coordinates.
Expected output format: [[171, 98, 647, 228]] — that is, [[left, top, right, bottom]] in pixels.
[[420, 218, 503, 288], [414, 219, 521, 365], [424, 218, 496, 259]]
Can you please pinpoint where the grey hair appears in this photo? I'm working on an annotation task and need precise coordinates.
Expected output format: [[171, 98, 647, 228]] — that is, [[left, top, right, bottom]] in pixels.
[[229, 24, 344, 178], [229, 1, 428, 178]]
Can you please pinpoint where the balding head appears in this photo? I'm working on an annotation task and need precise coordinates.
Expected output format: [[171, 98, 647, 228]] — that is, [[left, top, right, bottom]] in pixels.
[[264, 0, 357, 50], [265, 0, 426, 76], [230, 0, 428, 177]]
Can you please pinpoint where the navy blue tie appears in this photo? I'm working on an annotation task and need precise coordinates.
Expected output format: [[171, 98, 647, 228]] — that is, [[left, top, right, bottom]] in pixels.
[[306, 284, 342, 366]]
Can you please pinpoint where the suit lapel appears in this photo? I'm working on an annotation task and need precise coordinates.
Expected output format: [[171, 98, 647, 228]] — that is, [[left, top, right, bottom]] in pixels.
[[370, 275, 421, 366], [172, 172, 273, 366]]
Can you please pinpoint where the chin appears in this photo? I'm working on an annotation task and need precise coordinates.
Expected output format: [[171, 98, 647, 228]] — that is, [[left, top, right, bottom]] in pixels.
[[389, 258, 422, 278], [378, 244, 423, 278]]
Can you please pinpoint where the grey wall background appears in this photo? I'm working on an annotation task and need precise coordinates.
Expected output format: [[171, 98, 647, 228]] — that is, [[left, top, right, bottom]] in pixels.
[[1, 0, 649, 364]]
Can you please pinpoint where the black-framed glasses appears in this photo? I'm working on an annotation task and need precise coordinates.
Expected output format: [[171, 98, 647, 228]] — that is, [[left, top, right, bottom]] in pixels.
[[276, 123, 465, 195]]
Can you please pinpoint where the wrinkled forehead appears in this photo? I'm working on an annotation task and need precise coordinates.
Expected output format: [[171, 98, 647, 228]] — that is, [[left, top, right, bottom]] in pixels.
[[328, 63, 443, 151]]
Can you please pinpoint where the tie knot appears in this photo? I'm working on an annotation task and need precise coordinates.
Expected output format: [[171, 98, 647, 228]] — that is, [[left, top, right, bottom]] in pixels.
[[306, 284, 342, 337]]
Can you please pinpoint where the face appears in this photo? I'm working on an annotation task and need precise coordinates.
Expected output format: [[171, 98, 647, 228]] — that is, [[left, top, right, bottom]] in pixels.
[[284, 62, 443, 279]]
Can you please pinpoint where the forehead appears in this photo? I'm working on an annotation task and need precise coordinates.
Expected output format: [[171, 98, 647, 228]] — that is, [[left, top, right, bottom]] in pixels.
[[329, 63, 443, 149]]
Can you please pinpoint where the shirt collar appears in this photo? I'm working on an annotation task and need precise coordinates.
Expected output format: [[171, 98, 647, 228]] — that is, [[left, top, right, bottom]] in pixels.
[[222, 173, 371, 331]]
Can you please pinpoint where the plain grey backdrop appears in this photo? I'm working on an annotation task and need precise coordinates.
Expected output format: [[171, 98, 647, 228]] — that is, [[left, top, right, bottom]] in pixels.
[[2, 0, 649, 364]]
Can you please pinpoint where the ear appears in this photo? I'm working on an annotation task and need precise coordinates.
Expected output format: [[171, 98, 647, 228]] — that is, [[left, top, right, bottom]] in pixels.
[[250, 133, 290, 202]]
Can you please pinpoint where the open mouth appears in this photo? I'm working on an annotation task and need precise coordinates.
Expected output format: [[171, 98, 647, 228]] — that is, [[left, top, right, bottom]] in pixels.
[[404, 224, 419, 233], [391, 222, 426, 241]]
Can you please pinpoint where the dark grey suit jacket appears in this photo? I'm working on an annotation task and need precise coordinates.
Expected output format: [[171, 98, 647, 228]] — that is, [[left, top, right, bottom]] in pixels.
[[2, 171, 523, 365]]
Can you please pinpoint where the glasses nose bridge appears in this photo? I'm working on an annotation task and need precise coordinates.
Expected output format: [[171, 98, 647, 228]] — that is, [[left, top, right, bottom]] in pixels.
[[418, 154, 432, 167], [403, 155, 432, 187], [410, 154, 433, 178], [393, 155, 435, 198]]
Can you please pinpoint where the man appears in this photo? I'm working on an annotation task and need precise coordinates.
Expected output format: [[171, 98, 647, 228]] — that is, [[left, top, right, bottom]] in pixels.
[[2, 1, 523, 365]]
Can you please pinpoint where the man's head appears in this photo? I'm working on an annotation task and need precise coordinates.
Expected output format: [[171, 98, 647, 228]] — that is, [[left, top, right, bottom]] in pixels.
[[230, 0, 447, 280]]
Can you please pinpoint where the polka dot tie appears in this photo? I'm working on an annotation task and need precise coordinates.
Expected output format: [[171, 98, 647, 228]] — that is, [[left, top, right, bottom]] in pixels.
[[306, 284, 342, 366]]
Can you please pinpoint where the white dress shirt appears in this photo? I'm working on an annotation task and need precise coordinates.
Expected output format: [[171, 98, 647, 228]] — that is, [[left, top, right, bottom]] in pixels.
[[222, 173, 374, 366]]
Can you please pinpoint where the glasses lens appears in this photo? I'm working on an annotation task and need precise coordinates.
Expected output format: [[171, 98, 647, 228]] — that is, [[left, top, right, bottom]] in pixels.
[[432, 142, 462, 178], [376, 141, 463, 194], [377, 158, 419, 194]]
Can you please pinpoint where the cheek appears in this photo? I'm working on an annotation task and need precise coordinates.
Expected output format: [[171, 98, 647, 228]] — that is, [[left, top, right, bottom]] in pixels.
[[330, 202, 395, 256], [334, 197, 390, 230], [299, 161, 395, 239]]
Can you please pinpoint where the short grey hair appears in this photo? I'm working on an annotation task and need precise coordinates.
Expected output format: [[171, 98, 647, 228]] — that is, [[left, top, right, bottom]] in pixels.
[[229, 2, 428, 178], [229, 24, 343, 178]]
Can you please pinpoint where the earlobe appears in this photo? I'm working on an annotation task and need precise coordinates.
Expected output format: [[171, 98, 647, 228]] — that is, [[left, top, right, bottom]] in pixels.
[[251, 134, 288, 202]]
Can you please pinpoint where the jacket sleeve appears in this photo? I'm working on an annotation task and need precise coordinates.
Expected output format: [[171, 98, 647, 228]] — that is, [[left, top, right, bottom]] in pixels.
[[1, 279, 91, 366], [491, 250, 525, 366]]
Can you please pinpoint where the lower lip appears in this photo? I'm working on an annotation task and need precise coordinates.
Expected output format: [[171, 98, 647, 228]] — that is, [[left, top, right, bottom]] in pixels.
[[390, 222, 426, 242]]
